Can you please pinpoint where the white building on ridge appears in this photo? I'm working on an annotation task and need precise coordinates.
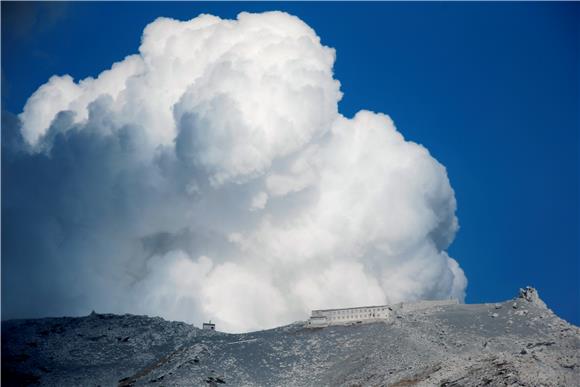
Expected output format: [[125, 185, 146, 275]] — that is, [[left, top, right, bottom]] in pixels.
[[305, 299, 458, 328]]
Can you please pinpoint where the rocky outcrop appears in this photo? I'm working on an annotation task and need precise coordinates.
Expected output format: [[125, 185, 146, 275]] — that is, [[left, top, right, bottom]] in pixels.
[[518, 286, 548, 308]]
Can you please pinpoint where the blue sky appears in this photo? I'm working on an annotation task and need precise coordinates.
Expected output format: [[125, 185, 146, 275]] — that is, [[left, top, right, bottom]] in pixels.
[[2, 2, 579, 324]]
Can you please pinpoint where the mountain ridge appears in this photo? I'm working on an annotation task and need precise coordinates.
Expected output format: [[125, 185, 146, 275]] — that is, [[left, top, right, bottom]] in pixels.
[[2, 287, 578, 386]]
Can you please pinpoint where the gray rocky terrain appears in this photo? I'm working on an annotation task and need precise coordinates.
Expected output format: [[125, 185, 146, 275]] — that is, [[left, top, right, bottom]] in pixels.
[[2, 287, 578, 386]]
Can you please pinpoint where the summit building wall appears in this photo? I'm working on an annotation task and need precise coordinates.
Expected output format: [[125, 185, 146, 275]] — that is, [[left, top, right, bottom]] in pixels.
[[305, 299, 458, 328]]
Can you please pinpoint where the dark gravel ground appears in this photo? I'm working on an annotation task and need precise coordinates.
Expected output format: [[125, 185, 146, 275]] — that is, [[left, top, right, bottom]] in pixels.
[[2, 288, 578, 386]]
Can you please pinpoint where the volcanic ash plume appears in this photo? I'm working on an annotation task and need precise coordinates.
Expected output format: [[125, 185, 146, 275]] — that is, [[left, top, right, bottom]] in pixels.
[[3, 11, 466, 332]]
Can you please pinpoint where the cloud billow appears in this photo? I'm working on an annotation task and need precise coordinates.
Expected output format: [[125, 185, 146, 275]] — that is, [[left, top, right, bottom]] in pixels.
[[2, 11, 466, 332]]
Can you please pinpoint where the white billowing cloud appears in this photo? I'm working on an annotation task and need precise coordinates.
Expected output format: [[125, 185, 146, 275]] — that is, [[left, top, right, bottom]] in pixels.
[[19, 55, 145, 145], [21, 11, 341, 182], [5, 11, 466, 333]]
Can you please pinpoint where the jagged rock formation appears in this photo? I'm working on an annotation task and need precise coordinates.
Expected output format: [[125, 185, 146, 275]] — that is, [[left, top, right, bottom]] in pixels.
[[518, 286, 548, 309], [2, 288, 578, 386]]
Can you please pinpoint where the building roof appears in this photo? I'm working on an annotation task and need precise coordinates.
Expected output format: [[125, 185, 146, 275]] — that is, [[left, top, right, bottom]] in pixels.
[[312, 304, 394, 313]]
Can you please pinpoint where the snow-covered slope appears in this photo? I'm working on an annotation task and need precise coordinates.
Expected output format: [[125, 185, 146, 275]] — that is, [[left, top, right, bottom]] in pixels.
[[2, 288, 578, 386]]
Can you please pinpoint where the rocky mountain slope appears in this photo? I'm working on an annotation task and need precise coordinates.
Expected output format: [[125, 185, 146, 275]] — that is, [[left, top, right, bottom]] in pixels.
[[2, 287, 578, 386]]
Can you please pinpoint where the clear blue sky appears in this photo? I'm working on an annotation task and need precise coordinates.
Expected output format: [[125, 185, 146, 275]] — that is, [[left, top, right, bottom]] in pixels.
[[2, 2, 578, 324]]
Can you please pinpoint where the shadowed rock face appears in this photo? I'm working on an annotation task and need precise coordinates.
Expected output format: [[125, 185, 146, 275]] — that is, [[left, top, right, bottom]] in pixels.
[[2, 288, 578, 386]]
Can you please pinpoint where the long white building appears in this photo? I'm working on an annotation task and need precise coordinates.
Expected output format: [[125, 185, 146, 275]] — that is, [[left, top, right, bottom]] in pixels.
[[305, 299, 458, 328]]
